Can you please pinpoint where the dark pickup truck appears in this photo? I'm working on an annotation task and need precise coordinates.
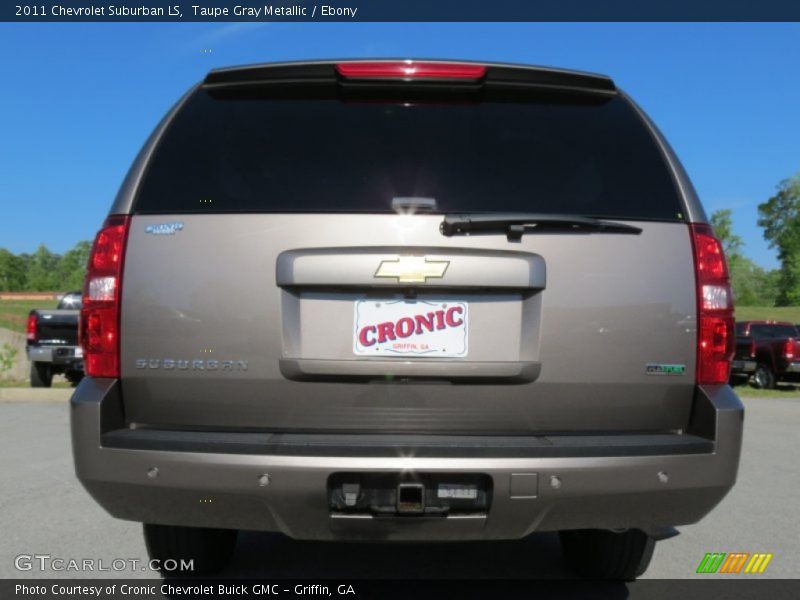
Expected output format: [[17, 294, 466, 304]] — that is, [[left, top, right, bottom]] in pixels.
[[732, 321, 800, 388], [26, 291, 84, 387]]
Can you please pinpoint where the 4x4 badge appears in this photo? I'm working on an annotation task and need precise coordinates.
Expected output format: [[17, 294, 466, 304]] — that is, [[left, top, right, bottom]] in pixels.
[[646, 364, 686, 376], [374, 256, 449, 284]]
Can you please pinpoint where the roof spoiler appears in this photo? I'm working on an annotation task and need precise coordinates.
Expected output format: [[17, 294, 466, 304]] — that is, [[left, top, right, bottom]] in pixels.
[[202, 60, 617, 97]]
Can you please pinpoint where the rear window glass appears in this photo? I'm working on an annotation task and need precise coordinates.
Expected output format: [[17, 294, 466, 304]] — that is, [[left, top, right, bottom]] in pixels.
[[57, 294, 82, 310], [134, 89, 683, 220], [749, 324, 798, 339]]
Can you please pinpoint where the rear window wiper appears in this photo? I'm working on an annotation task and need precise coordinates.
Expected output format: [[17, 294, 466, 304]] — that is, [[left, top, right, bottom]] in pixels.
[[439, 213, 643, 241]]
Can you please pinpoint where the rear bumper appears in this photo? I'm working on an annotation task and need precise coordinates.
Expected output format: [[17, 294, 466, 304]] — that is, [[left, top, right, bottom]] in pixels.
[[28, 345, 84, 370], [71, 379, 743, 541]]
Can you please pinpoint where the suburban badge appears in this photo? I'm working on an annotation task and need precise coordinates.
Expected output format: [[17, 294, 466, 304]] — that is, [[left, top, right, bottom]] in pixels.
[[136, 358, 248, 371]]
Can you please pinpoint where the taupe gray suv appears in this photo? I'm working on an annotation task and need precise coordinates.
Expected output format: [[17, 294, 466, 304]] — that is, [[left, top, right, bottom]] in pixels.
[[71, 60, 743, 580]]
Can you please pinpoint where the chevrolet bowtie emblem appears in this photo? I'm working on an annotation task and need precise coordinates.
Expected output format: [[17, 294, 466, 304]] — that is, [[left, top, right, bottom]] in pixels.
[[374, 256, 450, 283]]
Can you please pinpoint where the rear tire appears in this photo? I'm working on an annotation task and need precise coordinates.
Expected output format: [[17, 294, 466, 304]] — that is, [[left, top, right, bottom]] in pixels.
[[728, 374, 747, 387], [65, 370, 84, 386], [559, 529, 655, 580], [143, 524, 237, 576], [753, 364, 776, 389], [30, 362, 52, 388]]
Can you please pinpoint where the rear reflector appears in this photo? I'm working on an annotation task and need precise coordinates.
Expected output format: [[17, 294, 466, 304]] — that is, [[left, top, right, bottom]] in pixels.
[[690, 223, 734, 385], [26, 313, 37, 342], [80, 215, 130, 378], [336, 61, 487, 80]]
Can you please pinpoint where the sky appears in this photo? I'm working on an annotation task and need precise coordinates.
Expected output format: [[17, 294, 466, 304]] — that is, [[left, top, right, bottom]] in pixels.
[[0, 22, 798, 269]]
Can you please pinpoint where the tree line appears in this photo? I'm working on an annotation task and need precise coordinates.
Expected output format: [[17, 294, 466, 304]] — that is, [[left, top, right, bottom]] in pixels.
[[0, 242, 91, 292], [713, 173, 800, 307], [0, 173, 798, 303]]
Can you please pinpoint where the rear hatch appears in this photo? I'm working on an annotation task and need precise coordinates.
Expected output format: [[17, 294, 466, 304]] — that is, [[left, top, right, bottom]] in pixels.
[[117, 61, 698, 434]]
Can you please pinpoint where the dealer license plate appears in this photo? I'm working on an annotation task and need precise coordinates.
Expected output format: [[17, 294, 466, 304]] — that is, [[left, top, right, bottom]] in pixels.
[[353, 300, 468, 357]]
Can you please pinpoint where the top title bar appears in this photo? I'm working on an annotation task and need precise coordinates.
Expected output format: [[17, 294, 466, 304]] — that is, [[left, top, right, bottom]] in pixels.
[[5, 0, 800, 22]]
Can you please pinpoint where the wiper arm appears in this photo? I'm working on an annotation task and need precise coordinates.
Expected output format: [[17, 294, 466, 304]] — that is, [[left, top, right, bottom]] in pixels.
[[439, 213, 642, 241]]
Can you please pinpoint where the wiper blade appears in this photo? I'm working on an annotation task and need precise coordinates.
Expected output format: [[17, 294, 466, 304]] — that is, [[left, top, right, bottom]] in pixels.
[[439, 213, 642, 241]]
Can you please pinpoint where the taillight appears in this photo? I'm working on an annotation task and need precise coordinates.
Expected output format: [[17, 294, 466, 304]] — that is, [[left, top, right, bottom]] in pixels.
[[750, 339, 756, 359], [80, 215, 130, 378], [785, 339, 796, 361], [335, 61, 487, 81], [26, 313, 37, 342], [690, 223, 734, 384]]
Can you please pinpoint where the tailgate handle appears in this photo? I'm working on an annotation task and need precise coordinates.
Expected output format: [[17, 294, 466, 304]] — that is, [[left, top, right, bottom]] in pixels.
[[276, 247, 546, 290]]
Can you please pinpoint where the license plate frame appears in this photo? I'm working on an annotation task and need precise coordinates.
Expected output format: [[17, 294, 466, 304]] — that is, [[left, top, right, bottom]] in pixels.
[[353, 299, 468, 358]]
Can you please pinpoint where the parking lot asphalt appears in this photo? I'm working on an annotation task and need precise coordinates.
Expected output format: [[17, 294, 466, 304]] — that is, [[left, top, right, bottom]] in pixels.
[[0, 395, 797, 580]]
